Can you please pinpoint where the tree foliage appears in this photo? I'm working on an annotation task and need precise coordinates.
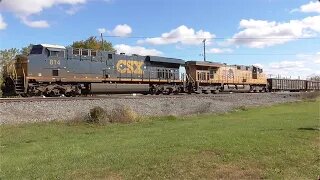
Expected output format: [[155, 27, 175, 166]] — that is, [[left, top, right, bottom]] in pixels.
[[21, 44, 33, 56], [308, 75, 320, 81], [71, 36, 115, 52], [0, 48, 20, 97]]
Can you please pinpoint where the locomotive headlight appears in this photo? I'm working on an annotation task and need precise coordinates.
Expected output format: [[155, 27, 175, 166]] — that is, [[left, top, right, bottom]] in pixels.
[[38, 73, 42, 77]]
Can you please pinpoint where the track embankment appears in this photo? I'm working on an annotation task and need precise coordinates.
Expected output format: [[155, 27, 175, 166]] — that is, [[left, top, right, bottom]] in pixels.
[[0, 93, 301, 124]]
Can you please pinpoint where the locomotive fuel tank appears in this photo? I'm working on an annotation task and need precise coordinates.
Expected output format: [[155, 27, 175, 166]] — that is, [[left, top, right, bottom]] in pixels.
[[90, 83, 150, 94]]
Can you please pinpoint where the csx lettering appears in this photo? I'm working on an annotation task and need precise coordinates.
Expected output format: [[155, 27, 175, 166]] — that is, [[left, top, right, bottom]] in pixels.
[[116, 60, 144, 75], [49, 59, 61, 66]]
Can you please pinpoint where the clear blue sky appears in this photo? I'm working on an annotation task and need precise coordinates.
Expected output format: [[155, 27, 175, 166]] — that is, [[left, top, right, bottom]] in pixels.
[[0, 0, 319, 78]]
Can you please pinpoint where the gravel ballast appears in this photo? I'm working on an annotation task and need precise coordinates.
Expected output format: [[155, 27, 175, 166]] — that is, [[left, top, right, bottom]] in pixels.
[[0, 93, 301, 124]]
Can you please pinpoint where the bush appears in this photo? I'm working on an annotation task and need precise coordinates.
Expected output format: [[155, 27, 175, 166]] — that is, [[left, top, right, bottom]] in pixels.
[[0, 76, 3, 97], [85, 106, 139, 124], [300, 92, 320, 100], [88, 106, 107, 124], [108, 106, 139, 123], [235, 106, 249, 111]]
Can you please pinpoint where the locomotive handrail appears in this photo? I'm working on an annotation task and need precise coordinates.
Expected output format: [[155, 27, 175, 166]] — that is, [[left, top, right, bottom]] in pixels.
[[22, 68, 26, 93]]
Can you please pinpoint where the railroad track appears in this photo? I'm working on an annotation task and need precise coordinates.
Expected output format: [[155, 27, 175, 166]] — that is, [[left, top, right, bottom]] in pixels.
[[0, 92, 301, 104], [0, 94, 231, 103]]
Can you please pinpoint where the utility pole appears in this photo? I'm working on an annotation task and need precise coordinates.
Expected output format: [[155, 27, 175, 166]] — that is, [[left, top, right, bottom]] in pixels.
[[203, 39, 206, 62], [100, 33, 104, 51]]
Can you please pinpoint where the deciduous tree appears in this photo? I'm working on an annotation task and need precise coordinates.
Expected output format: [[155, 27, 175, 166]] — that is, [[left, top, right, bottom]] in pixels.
[[0, 48, 20, 97], [71, 36, 115, 52]]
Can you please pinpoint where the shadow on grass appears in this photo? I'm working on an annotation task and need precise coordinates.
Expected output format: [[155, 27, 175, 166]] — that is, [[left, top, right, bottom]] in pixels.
[[297, 127, 320, 131]]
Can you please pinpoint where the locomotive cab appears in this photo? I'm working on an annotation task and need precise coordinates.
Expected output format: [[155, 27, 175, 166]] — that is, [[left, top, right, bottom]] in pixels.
[[28, 44, 66, 80]]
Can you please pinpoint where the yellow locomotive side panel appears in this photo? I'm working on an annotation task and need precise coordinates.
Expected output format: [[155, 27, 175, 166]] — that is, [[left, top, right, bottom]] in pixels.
[[188, 62, 267, 85], [212, 66, 267, 85]]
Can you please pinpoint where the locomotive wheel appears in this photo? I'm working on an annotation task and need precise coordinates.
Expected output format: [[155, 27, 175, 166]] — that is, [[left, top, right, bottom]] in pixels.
[[203, 90, 210, 94], [212, 90, 220, 94]]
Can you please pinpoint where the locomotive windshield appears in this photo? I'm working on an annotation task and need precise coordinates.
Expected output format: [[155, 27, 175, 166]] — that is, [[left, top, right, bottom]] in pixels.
[[30, 45, 43, 54]]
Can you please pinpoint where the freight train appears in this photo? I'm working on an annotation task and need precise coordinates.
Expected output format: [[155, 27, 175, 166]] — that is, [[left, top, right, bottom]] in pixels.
[[1, 44, 319, 97]]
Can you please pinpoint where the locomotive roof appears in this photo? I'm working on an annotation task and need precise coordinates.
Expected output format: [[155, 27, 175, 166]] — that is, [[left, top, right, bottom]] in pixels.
[[40, 44, 66, 49], [148, 56, 185, 65], [186, 61, 223, 67]]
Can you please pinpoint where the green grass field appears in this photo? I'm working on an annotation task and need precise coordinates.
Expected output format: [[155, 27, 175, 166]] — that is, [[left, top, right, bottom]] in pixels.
[[1, 100, 319, 179]]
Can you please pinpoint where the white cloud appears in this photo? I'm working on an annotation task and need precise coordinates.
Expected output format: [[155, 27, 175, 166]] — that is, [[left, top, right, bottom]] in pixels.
[[269, 61, 305, 69], [228, 15, 320, 48], [299, 1, 320, 13], [114, 44, 163, 56], [0, 14, 7, 30], [253, 63, 263, 68], [258, 52, 320, 79], [21, 17, 49, 28], [138, 25, 215, 45], [208, 48, 233, 54], [313, 52, 320, 64], [65, 6, 82, 15], [0, 0, 86, 28], [97, 28, 106, 34], [108, 24, 132, 37]]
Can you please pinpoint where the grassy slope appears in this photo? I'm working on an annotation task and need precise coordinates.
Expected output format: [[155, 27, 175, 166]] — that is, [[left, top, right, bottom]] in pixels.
[[0, 101, 319, 179]]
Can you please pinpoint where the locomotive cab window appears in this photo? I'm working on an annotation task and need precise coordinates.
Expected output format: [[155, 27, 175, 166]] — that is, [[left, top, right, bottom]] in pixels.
[[73, 49, 80, 55], [49, 51, 60, 57], [82, 49, 89, 56], [91, 51, 97, 57], [209, 68, 215, 79], [30, 46, 43, 54], [108, 54, 113, 60]]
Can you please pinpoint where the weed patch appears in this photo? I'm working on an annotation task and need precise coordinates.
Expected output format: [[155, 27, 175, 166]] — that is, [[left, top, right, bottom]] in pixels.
[[82, 106, 139, 124], [300, 91, 320, 100]]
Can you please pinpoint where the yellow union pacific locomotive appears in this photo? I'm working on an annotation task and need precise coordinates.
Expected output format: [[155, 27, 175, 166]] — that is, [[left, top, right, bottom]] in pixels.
[[185, 61, 267, 93]]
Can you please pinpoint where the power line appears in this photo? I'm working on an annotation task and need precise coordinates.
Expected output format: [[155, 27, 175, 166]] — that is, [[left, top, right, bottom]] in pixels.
[[99, 35, 320, 40], [207, 53, 317, 56]]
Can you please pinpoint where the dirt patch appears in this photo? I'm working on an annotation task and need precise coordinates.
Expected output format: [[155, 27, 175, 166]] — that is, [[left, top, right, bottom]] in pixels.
[[213, 163, 263, 179], [312, 136, 320, 148], [67, 169, 123, 180], [168, 150, 264, 179]]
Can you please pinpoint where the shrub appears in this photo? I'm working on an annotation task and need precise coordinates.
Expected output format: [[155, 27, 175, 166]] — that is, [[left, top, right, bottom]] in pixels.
[[108, 106, 138, 123], [84, 106, 139, 124], [235, 106, 249, 111], [300, 92, 320, 100], [88, 106, 108, 124], [0, 75, 3, 97]]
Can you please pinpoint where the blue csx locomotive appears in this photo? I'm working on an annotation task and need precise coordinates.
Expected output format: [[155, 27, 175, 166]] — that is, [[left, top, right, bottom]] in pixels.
[[3, 44, 186, 96]]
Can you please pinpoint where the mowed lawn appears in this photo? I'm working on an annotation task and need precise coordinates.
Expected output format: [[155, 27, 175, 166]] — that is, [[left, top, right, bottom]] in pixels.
[[0, 100, 319, 179]]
